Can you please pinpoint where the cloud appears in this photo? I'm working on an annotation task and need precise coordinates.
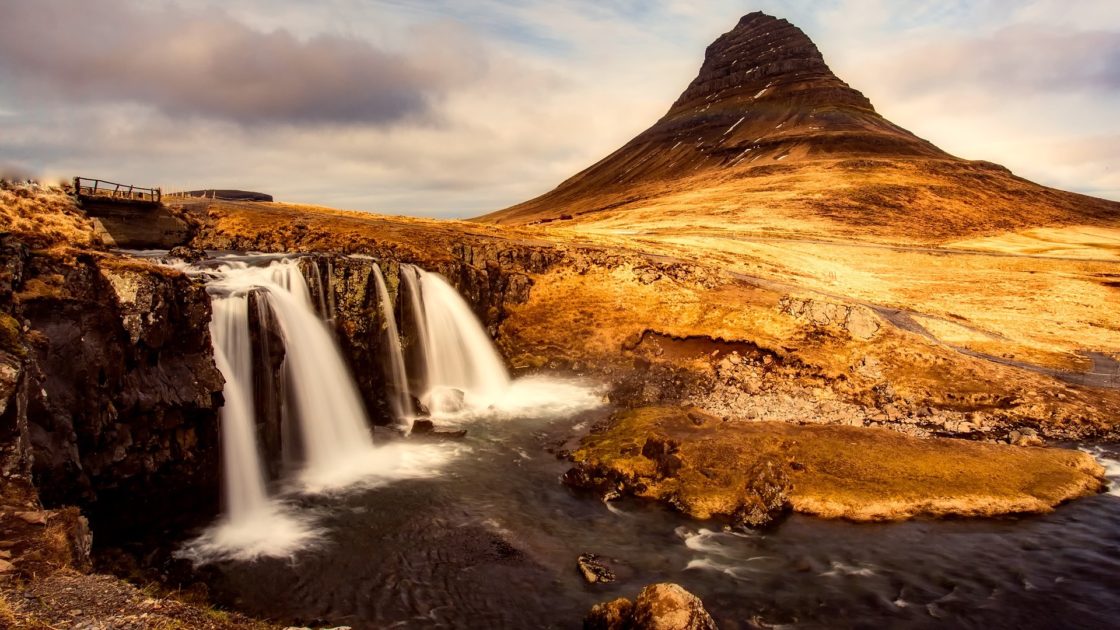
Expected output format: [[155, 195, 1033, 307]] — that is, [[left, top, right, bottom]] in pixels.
[[0, 0, 483, 125], [876, 25, 1120, 97]]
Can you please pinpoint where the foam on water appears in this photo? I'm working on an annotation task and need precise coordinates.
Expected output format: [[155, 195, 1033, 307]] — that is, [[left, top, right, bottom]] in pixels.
[[1082, 445, 1120, 496], [176, 503, 322, 564], [427, 375, 605, 424], [294, 441, 466, 495]]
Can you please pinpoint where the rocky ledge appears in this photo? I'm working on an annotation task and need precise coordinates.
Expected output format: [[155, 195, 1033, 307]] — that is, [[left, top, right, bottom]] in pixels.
[[565, 407, 1106, 526]]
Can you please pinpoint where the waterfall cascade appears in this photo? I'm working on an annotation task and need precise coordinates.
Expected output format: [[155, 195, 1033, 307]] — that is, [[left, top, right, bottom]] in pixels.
[[209, 294, 270, 521], [205, 259, 385, 489], [405, 265, 512, 415], [373, 265, 412, 425], [181, 253, 556, 561]]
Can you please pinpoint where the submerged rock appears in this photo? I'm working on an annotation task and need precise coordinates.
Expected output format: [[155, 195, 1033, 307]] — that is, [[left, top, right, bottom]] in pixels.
[[586, 583, 717, 630]]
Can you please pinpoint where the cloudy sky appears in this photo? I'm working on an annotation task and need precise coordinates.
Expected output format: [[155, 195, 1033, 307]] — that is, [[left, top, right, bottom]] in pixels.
[[1, 0, 1117, 217]]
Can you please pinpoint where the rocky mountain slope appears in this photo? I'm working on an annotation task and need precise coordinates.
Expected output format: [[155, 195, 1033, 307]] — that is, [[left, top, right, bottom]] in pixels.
[[480, 12, 1119, 241]]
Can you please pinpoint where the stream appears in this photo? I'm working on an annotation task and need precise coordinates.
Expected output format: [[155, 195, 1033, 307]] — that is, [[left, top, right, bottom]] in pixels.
[[178, 403, 1120, 629]]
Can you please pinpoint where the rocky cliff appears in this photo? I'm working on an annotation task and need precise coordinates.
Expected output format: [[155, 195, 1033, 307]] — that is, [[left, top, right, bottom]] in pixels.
[[0, 185, 226, 539]]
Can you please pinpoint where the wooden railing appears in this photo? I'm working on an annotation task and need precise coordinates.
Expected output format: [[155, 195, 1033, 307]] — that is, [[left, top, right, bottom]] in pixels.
[[73, 177, 161, 203]]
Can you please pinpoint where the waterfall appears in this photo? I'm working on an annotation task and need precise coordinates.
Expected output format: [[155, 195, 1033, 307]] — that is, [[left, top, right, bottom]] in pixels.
[[413, 268, 511, 414], [183, 267, 319, 563], [209, 294, 270, 520], [373, 265, 412, 425], [265, 280, 376, 468], [205, 259, 380, 491], [180, 255, 466, 562], [401, 265, 433, 397]]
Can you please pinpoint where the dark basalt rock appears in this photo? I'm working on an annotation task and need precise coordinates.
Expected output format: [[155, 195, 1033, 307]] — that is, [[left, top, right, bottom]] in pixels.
[[6, 246, 224, 537], [410, 419, 467, 439]]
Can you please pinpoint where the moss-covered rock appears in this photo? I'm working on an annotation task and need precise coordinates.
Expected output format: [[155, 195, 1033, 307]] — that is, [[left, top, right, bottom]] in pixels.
[[567, 406, 1106, 524]]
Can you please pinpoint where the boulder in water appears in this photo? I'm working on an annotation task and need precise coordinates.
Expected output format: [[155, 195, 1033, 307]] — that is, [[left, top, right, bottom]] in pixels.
[[585, 583, 717, 630], [167, 245, 206, 263], [409, 419, 466, 439]]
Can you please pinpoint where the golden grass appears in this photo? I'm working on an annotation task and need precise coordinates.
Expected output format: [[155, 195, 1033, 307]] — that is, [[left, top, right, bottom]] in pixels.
[[947, 225, 1120, 261], [573, 407, 1106, 522], [0, 182, 99, 248]]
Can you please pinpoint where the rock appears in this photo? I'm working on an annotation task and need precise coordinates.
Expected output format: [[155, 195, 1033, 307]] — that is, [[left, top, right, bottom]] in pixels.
[[585, 597, 634, 630], [429, 388, 466, 413], [586, 583, 717, 630], [1010, 428, 1044, 447], [733, 459, 791, 528], [686, 409, 718, 426], [844, 307, 881, 340], [577, 553, 616, 584], [167, 246, 205, 263], [632, 583, 717, 630], [0, 559, 14, 573], [410, 395, 430, 417], [409, 419, 466, 439]]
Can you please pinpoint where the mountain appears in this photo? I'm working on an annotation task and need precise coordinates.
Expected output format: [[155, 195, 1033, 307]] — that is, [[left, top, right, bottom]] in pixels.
[[478, 12, 1118, 241]]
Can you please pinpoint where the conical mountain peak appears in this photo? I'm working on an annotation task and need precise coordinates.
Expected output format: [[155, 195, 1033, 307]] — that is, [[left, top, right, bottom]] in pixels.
[[479, 12, 1117, 236], [668, 11, 874, 116]]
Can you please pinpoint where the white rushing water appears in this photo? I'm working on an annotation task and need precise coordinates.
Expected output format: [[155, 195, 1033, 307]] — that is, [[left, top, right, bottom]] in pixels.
[[401, 265, 433, 398], [1082, 445, 1120, 496], [412, 267, 511, 415], [180, 266, 319, 563], [209, 295, 270, 520], [373, 265, 412, 426]]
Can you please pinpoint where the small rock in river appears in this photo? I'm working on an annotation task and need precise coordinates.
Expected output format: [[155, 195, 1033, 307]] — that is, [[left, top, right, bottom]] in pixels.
[[577, 553, 616, 584]]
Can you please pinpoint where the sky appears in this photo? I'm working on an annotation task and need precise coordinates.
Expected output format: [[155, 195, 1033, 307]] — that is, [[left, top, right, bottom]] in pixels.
[[0, 0, 1117, 217]]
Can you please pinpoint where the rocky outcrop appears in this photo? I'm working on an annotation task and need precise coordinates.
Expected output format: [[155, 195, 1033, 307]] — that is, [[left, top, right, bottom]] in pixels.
[[586, 583, 717, 630], [4, 244, 223, 535], [566, 407, 1105, 524], [778, 295, 881, 340], [0, 232, 242, 627]]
